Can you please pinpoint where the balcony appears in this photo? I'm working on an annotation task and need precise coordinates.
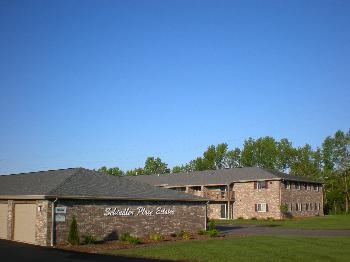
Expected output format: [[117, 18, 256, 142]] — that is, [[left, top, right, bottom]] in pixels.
[[202, 190, 235, 201]]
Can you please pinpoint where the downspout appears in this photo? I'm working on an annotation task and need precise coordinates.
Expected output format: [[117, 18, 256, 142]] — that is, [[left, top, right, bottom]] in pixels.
[[51, 198, 58, 247], [279, 180, 282, 220], [205, 201, 209, 230], [227, 184, 230, 220]]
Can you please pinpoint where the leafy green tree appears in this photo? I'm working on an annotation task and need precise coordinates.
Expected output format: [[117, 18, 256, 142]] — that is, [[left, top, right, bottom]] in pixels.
[[240, 138, 256, 167], [290, 144, 322, 179], [98, 166, 124, 176], [322, 129, 350, 213], [276, 138, 295, 172], [143, 157, 169, 175], [226, 148, 241, 168], [125, 167, 144, 176], [215, 143, 229, 169]]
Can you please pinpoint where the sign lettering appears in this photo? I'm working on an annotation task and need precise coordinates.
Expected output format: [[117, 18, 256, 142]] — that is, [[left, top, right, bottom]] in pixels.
[[104, 206, 175, 217]]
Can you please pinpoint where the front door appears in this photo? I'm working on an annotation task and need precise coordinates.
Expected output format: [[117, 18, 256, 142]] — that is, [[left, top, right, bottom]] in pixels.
[[220, 204, 226, 219]]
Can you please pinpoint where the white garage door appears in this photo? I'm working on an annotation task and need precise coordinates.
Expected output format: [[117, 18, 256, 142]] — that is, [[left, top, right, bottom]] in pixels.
[[14, 204, 36, 244], [0, 204, 8, 239]]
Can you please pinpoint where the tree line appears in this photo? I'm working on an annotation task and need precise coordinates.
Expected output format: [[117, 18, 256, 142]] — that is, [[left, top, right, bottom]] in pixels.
[[97, 129, 350, 215]]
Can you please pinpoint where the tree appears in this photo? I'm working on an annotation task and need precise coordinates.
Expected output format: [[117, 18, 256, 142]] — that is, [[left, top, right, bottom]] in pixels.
[[240, 137, 279, 169], [226, 148, 241, 168], [125, 167, 144, 176], [276, 138, 295, 172], [68, 215, 80, 245], [98, 166, 124, 176], [143, 157, 169, 175], [215, 143, 229, 169], [322, 130, 350, 213], [240, 138, 256, 167], [290, 144, 322, 179]]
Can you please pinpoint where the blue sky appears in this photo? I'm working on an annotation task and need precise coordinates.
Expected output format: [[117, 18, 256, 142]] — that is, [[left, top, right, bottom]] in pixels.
[[0, 0, 349, 175]]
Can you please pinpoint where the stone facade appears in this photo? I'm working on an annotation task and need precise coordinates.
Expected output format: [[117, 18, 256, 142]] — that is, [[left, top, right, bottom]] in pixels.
[[1, 199, 206, 246], [231, 180, 324, 219], [232, 180, 282, 219], [281, 182, 323, 217], [207, 202, 227, 219], [54, 200, 206, 245]]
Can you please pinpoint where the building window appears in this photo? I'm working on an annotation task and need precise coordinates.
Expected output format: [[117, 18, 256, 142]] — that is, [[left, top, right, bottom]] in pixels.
[[305, 203, 309, 211], [255, 203, 268, 212], [255, 181, 268, 189], [307, 184, 311, 190], [295, 182, 301, 190], [285, 181, 291, 189], [295, 203, 302, 211]]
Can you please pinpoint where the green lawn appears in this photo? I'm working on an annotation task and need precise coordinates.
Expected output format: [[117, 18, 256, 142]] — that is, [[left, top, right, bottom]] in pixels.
[[110, 236, 350, 262], [216, 215, 350, 229]]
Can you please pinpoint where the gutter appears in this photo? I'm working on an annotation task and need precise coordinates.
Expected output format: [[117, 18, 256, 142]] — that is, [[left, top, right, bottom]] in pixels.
[[51, 198, 58, 247]]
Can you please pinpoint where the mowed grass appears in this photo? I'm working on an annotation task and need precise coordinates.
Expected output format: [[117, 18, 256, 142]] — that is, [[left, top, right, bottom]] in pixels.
[[110, 236, 350, 262], [216, 215, 350, 229]]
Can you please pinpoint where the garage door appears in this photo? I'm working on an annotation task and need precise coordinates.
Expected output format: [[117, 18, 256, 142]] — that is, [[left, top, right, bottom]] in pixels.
[[0, 204, 8, 239], [14, 204, 36, 244]]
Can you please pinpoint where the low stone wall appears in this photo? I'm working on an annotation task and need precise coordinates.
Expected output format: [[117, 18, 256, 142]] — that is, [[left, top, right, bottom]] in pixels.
[[54, 200, 206, 244]]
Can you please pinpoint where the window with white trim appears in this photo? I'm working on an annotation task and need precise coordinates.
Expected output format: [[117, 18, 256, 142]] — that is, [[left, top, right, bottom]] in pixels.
[[255, 181, 268, 189], [255, 203, 268, 212]]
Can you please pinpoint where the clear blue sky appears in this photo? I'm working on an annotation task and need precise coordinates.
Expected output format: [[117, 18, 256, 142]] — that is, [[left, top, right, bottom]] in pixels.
[[1, 0, 349, 175]]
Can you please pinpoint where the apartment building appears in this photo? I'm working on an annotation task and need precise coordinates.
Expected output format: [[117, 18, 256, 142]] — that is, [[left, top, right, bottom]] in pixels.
[[127, 167, 324, 220]]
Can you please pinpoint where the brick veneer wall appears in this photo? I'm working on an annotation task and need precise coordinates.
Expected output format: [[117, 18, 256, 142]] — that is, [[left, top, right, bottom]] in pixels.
[[53, 200, 206, 245], [281, 183, 324, 217], [232, 180, 282, 219]]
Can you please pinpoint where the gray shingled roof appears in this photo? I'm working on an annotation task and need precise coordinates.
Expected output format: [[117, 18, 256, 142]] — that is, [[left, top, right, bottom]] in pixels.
[[126, 167, 322, 187], [0, 168, 206, 201]]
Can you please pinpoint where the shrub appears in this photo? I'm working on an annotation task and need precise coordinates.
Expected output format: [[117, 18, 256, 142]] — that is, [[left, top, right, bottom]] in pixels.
[[207, 229, 219, 237], [149, 233, 163, 241], [251, 217, 257, 220], [198, 229, 206, 235], [127, 236, 141, 244], [176, 230, 184, 238], [83, 234, 97, 245], [208, 220, 216, 231], [120, 232, 131, 241], [182, 231, 191, 240], [237, 216, 244, 220], [120, 232, 141, 244], [176, 230, 191, 240], [68, 215, 80, 245]]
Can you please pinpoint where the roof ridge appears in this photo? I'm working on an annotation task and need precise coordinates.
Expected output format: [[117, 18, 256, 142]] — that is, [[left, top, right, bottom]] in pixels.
[[47, 168, 83, 195]]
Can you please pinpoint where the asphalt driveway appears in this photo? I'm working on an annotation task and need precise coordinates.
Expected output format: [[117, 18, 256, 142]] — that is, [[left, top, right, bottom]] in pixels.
[[0, 239, 168, 262], [217, 224, 350, 237]]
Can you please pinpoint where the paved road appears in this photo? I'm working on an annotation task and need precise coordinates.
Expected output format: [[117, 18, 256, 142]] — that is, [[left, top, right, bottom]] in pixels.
[[0, 239, 169, 262], [217, 224, 350, 237]]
